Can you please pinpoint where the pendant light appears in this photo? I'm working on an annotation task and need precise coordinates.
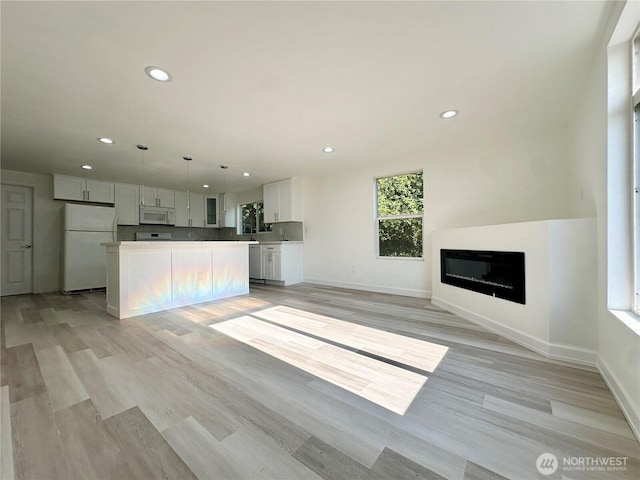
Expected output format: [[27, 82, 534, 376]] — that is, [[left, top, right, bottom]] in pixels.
[[137, 144, 148, 205], [183, 156, 193, 213], [220, 164, 229, 212]]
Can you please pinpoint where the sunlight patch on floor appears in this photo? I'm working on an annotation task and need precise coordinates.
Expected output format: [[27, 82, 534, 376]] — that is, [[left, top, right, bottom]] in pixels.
[[252, 305, 449, 373], [211, 307, 449, 415]]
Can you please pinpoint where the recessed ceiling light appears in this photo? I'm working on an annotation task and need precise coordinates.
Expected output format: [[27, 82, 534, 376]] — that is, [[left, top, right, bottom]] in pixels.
[[144, 66, 172, 82], [323, 147, 335, 153], [97, 137, 115, 144], [220, 165, 229, 169], [183, 155, 193, 161], [81, 164, 93, 170], [440, 110, 459, 119], [242, 172, 251, 177], [202, 184, 209, 188]]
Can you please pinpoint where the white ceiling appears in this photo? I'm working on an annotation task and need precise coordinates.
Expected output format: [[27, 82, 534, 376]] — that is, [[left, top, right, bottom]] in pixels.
[[1, 1, 614, 194]]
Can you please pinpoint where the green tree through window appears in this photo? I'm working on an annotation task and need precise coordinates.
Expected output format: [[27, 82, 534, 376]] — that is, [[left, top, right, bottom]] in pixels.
[[376, 171, 423, 258], [240, 202, 270, 235]]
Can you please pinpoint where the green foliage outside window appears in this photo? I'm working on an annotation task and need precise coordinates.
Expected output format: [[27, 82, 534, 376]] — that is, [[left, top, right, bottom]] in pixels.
[[240, 202, 270, 234], [376, 172, 423, 258]]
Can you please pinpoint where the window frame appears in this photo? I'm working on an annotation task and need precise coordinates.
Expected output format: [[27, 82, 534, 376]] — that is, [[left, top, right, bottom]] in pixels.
[[374, 169, 424, 260], [633, 25, 640, 316], [238, 201, 270, 236]]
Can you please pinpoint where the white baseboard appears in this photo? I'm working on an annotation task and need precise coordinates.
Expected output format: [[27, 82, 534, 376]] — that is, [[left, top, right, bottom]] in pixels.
[[431, 296, 597, 368], [304, 277, 430, 299], [597, 354, 640, 443]]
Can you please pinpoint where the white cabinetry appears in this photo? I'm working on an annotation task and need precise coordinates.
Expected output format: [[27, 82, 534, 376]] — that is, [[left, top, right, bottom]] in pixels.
[[175, 191, 205, 227], [141, 186, 175, 208], [259, 243, 303, 285], [221, 193, 237, 228], [105, 241, 252, 319], [262, 245, 282, 281], [249, 245, 262, 279], [204, 194, 220, 227], [204, 193, 236, 228], [114, 183, 140, 225], [54, 174, 115, 204], [190, 192, 205, 227], [263, 178, 301, 223]]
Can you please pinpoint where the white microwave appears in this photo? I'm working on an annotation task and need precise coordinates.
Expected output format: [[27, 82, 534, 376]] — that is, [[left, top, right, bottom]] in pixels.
[[139, 205, 176, 225]]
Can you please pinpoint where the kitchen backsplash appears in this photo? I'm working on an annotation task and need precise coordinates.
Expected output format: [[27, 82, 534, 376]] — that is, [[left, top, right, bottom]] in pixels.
[[117, 222, 303, 242], [234, 221, 303, 242], [118, 224, 219, 241]]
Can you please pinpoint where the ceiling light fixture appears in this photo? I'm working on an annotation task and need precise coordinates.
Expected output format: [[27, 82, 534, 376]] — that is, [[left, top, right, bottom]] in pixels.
[[144, 66, 172, 82], [242, 172, 251, 177], [97, 137, 115, 144], [440, 110, 459, 119], [202, 184, 209, 188], [81, 164, 93, 170], [220, 164, 229, 169], [323, 147, 334, 153]]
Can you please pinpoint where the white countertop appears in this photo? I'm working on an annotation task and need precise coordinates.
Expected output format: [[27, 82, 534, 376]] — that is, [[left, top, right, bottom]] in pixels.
[[102, 241, 259, 247], [258, 241, 304, 245]]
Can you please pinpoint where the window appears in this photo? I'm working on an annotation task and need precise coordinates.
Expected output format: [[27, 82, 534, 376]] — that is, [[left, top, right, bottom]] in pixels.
[[633, 26, 640, 314], [375, 171, 423, 258], [239, 201, 271, 235]]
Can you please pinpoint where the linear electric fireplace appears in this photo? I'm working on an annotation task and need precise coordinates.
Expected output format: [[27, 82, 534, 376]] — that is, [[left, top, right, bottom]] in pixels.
[[440, 249, 525, 304]]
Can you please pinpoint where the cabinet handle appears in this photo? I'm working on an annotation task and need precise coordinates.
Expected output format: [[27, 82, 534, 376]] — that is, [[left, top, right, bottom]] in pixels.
[[87, 191, 90, 202]]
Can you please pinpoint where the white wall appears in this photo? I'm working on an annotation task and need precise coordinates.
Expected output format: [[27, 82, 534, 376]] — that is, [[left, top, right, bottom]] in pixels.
[[1, 169, 62, 293], [236, 186, 263, 206], [567, 0, 640, 439], [431, 219, 597, 365], [301, 125, 574, 297]]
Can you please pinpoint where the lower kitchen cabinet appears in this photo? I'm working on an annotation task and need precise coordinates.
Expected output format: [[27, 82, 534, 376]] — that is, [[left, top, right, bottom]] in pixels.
[[262, 247, 281, 280], [260, 242, 303, 286]]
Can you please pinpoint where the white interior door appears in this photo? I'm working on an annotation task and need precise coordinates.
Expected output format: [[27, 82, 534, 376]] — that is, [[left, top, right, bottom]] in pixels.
[[1, 184, 33, 296]]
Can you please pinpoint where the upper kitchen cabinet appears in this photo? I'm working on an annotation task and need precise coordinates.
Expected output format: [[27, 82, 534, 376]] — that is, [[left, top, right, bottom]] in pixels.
[[204, 193, 235, 228], [140, 186, 175, 208], [53, 174, 115, 204], [263, 178, 301, 223], [204, 194, 220, 227], [175, 191, 205, 227], [190, 192, 205, 228], [114, 183, 140, 225], [222, 192, 237, 228]]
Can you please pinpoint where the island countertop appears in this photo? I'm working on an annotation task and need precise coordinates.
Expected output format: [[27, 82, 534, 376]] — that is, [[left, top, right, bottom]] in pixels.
[[104, 240, 254, 319], [101, 240, 258, 247]]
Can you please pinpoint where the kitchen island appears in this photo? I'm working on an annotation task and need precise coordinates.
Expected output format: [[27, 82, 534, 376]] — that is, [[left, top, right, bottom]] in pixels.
[[103, 241, 257, 319]]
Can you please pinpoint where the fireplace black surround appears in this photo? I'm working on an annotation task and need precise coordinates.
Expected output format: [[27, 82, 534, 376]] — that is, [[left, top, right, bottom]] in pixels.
[[440, 249, 525, 304]]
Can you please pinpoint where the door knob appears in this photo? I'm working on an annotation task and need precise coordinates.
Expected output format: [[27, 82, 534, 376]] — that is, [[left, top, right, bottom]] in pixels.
[[21, 244, 31, 248]]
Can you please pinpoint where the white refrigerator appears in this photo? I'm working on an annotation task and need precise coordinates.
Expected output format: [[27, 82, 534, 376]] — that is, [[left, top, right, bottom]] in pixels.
[[62, 203, 117, 293]]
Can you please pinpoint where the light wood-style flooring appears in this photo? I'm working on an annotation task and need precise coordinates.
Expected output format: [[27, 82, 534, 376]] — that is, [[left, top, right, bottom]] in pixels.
[[1, 284, 638, 480]]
